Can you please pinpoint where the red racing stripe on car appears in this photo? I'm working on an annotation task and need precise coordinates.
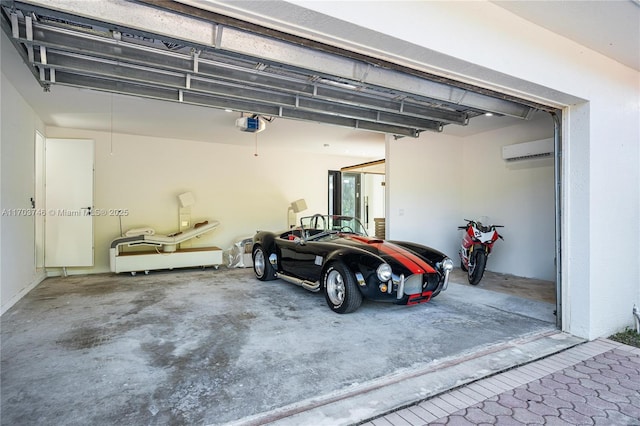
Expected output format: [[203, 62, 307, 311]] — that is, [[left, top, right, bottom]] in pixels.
[[380, 243, 436, 274], [345, 235, 435, 274]]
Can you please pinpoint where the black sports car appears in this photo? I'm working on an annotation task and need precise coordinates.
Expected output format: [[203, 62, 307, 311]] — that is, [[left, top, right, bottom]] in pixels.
[[252, 214, 453, 313]]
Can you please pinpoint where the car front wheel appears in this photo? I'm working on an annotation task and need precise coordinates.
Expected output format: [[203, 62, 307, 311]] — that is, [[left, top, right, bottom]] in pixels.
[[323, 262, 362, 314], [253, 245, 276, 281]]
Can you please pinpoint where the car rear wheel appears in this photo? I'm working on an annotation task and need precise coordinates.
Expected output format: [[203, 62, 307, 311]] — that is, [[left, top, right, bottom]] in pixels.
[[253, 245, 276, 281], [323, 262, 362, 314]]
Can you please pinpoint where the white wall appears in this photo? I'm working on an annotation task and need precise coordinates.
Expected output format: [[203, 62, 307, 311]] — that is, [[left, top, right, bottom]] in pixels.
[[386, 98, 634, 339], [387, 114, 555, 281], [388, 114, 555, 280], [268, 0, 640, 340], [387, 132, 463, 260], [0, 72, 46, 314], [44, 127, 371, 274], [460, 114, 556, 280], [387, 120, 555, 281], [388, 113, 555, 280]]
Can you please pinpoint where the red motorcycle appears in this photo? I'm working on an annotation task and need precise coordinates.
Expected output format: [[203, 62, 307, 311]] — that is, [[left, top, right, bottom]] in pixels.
[[458, 219, 504, 285]]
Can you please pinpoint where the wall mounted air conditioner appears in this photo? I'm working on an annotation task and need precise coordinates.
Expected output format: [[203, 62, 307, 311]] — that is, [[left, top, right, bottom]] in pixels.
[[502, 138, 554, 162]]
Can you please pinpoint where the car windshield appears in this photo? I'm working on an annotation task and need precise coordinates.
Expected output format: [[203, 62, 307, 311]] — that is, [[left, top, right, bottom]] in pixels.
[[300, 215, 367, 238]]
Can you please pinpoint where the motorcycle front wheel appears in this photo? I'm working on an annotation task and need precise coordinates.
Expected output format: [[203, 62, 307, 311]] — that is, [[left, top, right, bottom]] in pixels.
[[468, 250, 486, 285]]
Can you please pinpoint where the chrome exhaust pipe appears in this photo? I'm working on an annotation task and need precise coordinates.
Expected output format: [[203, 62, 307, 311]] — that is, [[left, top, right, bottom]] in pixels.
[[276, 272, 320, 292]]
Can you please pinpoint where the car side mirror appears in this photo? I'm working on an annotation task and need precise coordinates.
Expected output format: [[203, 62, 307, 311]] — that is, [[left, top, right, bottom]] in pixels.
[[294, 236, 305, 245]]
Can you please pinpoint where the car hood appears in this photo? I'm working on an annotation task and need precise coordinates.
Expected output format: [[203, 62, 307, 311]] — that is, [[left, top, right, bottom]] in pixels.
[[338, 234, 437, 274]]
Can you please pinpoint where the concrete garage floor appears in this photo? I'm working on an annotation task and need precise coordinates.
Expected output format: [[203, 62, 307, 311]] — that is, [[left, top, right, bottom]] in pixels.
[[449, 268, 557, 305], [1, 267, 575, 425]]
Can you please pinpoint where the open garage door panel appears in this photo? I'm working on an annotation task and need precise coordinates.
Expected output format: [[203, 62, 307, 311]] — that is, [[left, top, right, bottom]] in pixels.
[[1, 0, 544, 138]]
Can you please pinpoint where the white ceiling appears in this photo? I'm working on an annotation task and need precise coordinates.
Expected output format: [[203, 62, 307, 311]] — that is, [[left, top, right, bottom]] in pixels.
[[493, 0, 640, 72], [3, 1, 637, 158]]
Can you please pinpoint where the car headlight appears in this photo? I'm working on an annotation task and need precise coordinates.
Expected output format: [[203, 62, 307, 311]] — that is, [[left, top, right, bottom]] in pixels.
[[441, 258, 454, 272], [376, 263, 392, 282]]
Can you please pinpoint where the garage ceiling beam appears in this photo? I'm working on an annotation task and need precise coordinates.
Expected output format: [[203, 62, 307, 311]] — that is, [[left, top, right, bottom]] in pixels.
[[2, 0, 537, 138]]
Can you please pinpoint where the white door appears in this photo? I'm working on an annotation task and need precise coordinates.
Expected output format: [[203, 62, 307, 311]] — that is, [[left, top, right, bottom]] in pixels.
[[45, 139, 94, 267]]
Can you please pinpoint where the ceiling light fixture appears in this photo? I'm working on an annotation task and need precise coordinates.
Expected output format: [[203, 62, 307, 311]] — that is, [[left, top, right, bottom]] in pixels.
[[318, 78, 359, 90]]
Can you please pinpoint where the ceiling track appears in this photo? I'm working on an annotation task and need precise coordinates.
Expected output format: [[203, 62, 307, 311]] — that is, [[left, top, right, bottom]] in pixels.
[[1, 0, 539, 137], [25, 28, 463, 127]]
